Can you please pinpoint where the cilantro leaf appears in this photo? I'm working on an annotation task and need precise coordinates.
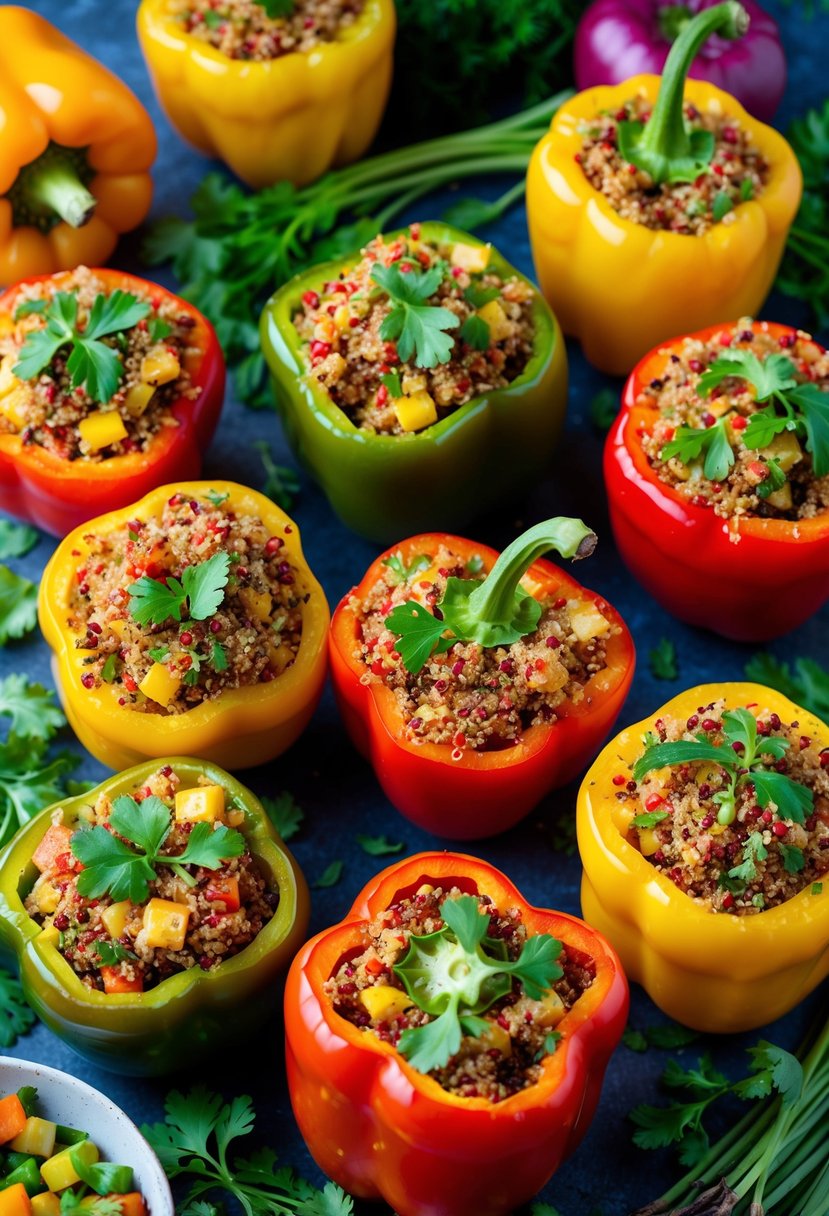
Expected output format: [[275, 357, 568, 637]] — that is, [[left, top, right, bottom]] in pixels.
[[0, 674, 64, 741], [0, 520, 38, 559], [745, 654, 829, 723], [661, 419, 734, 480], [0, 966, 36, 1047], [0, 736, 79, 850], [211, 642, 228, 672], [148, 317, 173, 343], [382, 551, 431, 584], [649, 638, 678, 680], [380, 371, 403, 398], [183, 553, 231, 620], [631, 810, 669, 829], [736, 1042, 802, 1107], [728, 832, 768, 883], [261, 792, 304, 841], [398, 1010, 463, 1073], [176, 821, 245, 870], [14, 299, 47, 320], [789, 382, 829, 476], [14, 291, 78, 380], [371, 263, 460, 369], [0, 565, 37, 644], [94, 941, 137, 967], [73, 825, 156, 903], [756, 457, 787, 499], [459, 314, 490, 350], [128, 574, 187, 626], [356, 833, 404, 856], [780, 844, 806, 873], [711, 191, 733, 222], [698, 351, 798, 401], [313, 860, 344, 889], [206, 489, 230, 506], [383, 601, 452, 674], [743, 406, 791, 451], [463, 282, 500, 308], [750, 770, 812, 824], [129, 552, 230, 626]]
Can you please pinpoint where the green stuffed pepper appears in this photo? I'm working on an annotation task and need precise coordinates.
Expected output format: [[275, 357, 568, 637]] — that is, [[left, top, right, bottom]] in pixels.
[[260, 221, 568, 542], [0, 757, 309, 1075]]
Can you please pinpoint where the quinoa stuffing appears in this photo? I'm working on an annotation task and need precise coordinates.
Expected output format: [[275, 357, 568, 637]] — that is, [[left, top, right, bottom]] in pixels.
[[0, 267, 200, 461], [25, 765, 276, 992], [577, 96, 768, 234], [326, 884, 595, 1101], [171, 0, 363, 60], [69, 490, 304, 713], [294, 224, 536, 435], [615, 698, 829, 914], [639, 320, 829, 521], [353, 542, 616, 753]]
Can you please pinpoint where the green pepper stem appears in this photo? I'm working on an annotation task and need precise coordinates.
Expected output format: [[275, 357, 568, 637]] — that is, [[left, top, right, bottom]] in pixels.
[[465, 518, 597, 627], [24, 156, 96, 229], [658, 4, 692, 42], [634, 2, 748, 181]]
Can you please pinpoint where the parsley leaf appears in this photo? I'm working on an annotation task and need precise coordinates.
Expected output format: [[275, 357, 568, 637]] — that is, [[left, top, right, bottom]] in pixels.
[[745, 653, 829, 724], [382, 551, 431, 585], [662, 418, 734, 481], [261, 792, 304, 841], [459, 314, 490, 350], [261, 0, 294, 15], [727, 832, 768, 883], [624, 1023, 700, 1053], [711, 191, 733, 222], [128, 552, 231, 626], [0, 520, 38, 559], [371, 263, 459, 368], [206, 489, 230, 507], [756, 456, 787, 499], [380, 371, 403, 398], [100, 654, 119, 683], [0, 966, 36, 1047], [148, 317, 173, 343], [14, 299, 47, 320], [211, 642, 228, 672], [383, 601, 453, 674], [0, 734, 80, 851], [631, 810, 669, 829], [463, 281, 500, 309], [254, 440, 300, 511], [94, 941, 137, 967], [0, 565, 37, 644], [356, 833, 404, 856], [313, 860, 344, 889], [780, 844, 806, 873], [0, 674, 64, 741], [649, 638, 678, 680]]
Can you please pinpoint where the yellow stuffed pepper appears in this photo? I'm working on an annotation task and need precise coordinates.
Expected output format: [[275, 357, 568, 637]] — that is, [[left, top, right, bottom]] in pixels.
[[136, 0, 395, 189], [577, 683, 829, 1033], [39, 480, 329, 770], [526, 2, 802, 375]]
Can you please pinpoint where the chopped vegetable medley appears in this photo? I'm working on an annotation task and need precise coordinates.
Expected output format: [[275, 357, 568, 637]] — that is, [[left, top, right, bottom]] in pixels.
[[172, 0, 363, 60]]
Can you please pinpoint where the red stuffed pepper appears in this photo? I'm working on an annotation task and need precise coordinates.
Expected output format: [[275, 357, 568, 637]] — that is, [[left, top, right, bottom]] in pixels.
[[284, 851, 629, 1216], [329, 517, 634, 837], [0, 266, 224, 535], [605, 318, 829, 641]]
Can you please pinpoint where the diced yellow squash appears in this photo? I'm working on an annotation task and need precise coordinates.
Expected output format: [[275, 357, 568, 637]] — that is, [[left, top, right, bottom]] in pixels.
[[268, 641, 295, 674], [78, 410, 128, 452], [359, 984, 413, 1022], [109, 618, 127, 638], [138, 662, 181, 707], [140, 346, 180, 386], [0, 353, 18, 396], [0, 314, 14, 338], [175, 785, 225, 824], [401, 374, 427, 395], [142, 898, 190, 950], [239, 586, 273, 622], [0, 1183, 32, 1216], [124, 383, 155, 417], [766, 481, 793, 511], [450, 242, 490, 273], [30, 1194, 60, 1216], [638, 827, 662, 856], [40, 1140, 99, 1192], [476, 299, 511, 343], [537, 989, 566, 1027], [35, 880, 60, 916], [761, 429, 803, 473], [394, 390, 437, 433], [333, 305, 351, 331], [566, 600, 611, 642], [706, 395, 730, 419], [612, 803, 637, 834], [10, 1116, 57, 1158], [101, 900, 132, 939], [527, 658, 569, 693], [475, 1020, 512, 1056], [0, 384, 30, 429]]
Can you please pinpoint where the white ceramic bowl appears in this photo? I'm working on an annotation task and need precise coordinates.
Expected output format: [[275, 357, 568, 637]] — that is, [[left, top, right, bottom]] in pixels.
[[0, 1057, 173, 1216]]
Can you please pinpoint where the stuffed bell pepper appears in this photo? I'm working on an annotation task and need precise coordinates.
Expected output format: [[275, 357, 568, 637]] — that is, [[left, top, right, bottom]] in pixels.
[[284, 851, 628, 1216], [0, 267, 225, 536], [577, 683, 829, 1033], [137, 0, 395, 188], [39, 481, 329, 770], [329, 517, 634, 837], [0, 8, 156, 283], [527, 1, 801, 375], [605, 318, 829, 640], [261, 222, 568, 542], [0, 757, 309, 1074]]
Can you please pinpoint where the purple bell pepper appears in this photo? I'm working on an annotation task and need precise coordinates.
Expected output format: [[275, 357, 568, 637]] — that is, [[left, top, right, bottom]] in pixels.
[[574, 0, 786, 122]]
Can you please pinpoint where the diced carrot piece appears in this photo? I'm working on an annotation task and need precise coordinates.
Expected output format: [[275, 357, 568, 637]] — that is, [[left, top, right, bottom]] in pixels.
[[0, 1094, 27, 1144], [0, 1183, 32, 1216], [113, 1195, 147, 1216], [32, 825, 74, 875], [204, 874, 240, 912], [100, 966, 143, 995]]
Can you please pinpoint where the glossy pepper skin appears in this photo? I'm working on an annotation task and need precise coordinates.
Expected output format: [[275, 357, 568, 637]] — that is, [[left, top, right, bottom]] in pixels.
[[526, 77, 801, 375], [285, 851, 629, 1216], [261, 222, 568, 543], [0, 8, 156, 283], [605, 319, 829, 641], [0, 757, 310, 1075], [39, 481, 329, 771], [136, 0, 395, 189], [329, 533, 634, 838], [574, 0, 786, 122], [577, 683, 829, 1033], [0, 269, 225, 537]]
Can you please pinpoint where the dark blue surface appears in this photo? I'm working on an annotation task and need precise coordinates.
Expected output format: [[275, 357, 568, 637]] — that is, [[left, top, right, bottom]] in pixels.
[[5, 2, 829, 1212]]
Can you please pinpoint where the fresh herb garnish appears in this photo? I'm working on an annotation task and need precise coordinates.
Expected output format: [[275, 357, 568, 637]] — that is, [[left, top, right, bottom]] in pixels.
[[382, 551, 431, 585], [623, 1023, 700, 1053], [465, 554, 485, 575], [313, 859, 344, 889], [261, 0, 294, 15], [459, 313, 490, 350], [781, 844, 806, 873], [633, 707, 813, 826], [590, 388, 618, 432], [0, 565, 37, 644], [59, 1193, 122, 1216], [210, 642, 228, 672], [356, 834, 404, 856], [14, 290, 151, 404], [394, 894, 563, 1072], [631, 810, 669, 829], [0, 967, 36, 1047], [14, 299, 47, 321], [463, 281, 500, 308], [261, 791, 304, 842], [94, 941, 137, 967], [100, 654, 119, 683], [727, 831, 768, 883], [142, 1087, 353, 1216], [0, 520, 38, 559], [370, 262, 459, 368], [0, 674, 65, 741], [649, 638, 678, 681], [385, 518, 596, 674], [661, 416, 735, 481], [148, 317, 173, 343], [744, 653, 829, 723], [254, 439, 300, 511], [380, 370, 403, 398], [756, 456, 787, 499], [70, 1149, 133, 1198], [711, 192, 733, 222], [72, 794, 244, 902], [128, 552, 231, 627], [206, 488, 230, 507], [777, 96, 829, 329]]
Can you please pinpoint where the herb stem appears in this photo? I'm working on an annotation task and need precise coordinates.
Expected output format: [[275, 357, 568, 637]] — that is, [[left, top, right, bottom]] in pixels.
[[23, 154, 97, 229]]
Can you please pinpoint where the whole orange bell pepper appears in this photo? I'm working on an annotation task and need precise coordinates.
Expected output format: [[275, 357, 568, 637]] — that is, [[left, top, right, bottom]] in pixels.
[[284, 850, 629, 1216], [526, 2, 802, 375], [0, 8, 156, 283]]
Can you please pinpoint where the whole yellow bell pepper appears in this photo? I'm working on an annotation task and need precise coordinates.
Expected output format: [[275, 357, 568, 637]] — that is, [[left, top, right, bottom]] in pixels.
[[0, 7, 156, 283], [577, 683, 829, 1033], [39, 480, 329, 771], [136, 0, 395, 189], [526, 2, 802, 375]]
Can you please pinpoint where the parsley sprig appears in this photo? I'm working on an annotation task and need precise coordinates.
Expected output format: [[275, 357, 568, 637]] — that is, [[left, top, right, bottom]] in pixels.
[[0, 966, 35, 1047], [14, 290, 151, 404], [384, 517, 596, 674], [745, 653, 829, 724], [370, 262, 459, 368], [393, 894, 563, 1073], [128, 552, 231, 627], [633, 707, 814, 826], [71, 794, 245, 903]]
